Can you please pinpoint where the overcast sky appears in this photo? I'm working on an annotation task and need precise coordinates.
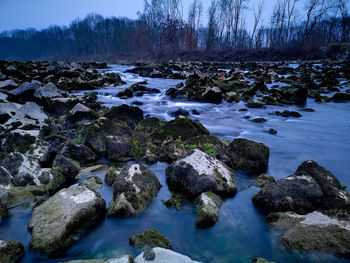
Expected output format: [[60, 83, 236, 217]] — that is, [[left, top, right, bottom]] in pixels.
[[0, 0, 336, 32]]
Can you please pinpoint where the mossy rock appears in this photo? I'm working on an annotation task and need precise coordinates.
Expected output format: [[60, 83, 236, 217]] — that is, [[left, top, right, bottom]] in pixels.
[[135, 117, 162, 134], [228, 138, 270, 173], [83, 118, 132, 155], [151, 117, 209, 142], [129, 228, 172, 249], [104, 104, 143, 129]]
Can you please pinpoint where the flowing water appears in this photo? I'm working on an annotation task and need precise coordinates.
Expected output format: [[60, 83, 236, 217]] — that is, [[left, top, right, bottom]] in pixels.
[[1, 65, 350, 263]]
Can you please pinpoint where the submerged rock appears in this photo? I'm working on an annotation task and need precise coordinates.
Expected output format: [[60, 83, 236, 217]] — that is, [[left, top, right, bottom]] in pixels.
[[129, 228, 172, 249], [227, 138, 270, 173], [28, 185, 106, 256], [253, 161, 350, 214], [166, 149, 237, 197], [108, 164, 161, 217], [0, 240, 25, 263], [134, 247, 201, 263], [267, 211, 350, 258], [195, 192, 223, 228]]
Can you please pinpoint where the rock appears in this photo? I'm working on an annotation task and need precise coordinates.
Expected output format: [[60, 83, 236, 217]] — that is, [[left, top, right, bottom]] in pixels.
[[166, 149, 237, 197], [66, 103, 98, 125], [250, 118, 267, 123], [195, 192, 223, 228], [267, 211, 350, 258], [245, 100, 265, 108], [1, 152, 50, 187], [170, 108, 190, 117], [79, 176, 103, 191], [227, 138, 270, 173], [83, 118, 132, 156], [0, 240, 25, 263], [1, 102, 48, 131], [104, 167, 121, 186], [162, 193, 185, 211], [105, 136, 131, 161], [52, 155, 80, 179], [198, 86, 222, 104], [104, 105, 143, 129], [302, 108, 315, 112], [129, 228, 172, 249], [28, 185, 106, 256], [0, 166, 12, 186], [43, 97, 79, 117], [253, 161, 350, 214], [0, 80, 18, 90], [33, 82, 62, 102], [292, 87, 307, 105], [108, 164, 161, 217], [332, 93, 350, 101], [252, 174, 275, 188], [272, 110, 302, 118], [60, 141, 98, 164], [0, 188, 8, 222], [7, 82, 39, 103], [251, 258, 276, 263], [266, 128, 277, 135], [134, 247, 201, 263], [118, 87, 134, 98], [151, 117, 209, 142]]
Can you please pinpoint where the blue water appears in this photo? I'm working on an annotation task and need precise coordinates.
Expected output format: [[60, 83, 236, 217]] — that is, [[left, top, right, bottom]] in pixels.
[[1, 64, 350, 263]]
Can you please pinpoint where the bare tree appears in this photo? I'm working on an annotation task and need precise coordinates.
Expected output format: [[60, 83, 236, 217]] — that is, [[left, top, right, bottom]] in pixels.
[[303, 0, 335, 42], [206, 0, 218, 50], [249, 1, 263, 49]]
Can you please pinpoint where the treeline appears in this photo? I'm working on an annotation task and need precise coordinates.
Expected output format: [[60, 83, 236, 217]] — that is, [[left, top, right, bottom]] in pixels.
[[0, 0, 349, 61]]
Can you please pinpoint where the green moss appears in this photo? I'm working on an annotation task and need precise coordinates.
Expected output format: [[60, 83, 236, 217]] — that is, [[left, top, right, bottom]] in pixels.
[[129, 228, 172, 249], [151, 117, 209, 141]]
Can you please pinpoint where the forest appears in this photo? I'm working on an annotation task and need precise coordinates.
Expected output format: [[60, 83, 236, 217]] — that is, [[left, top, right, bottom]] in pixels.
[[0, 0, 349, 61]]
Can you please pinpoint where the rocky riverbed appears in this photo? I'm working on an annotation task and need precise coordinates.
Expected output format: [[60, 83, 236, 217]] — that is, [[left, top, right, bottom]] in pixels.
[[0, 60, 349, 263]]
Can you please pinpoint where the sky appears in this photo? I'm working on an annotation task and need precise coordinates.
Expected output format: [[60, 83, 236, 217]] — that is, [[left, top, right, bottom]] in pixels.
[[0, 0, 315, 32]]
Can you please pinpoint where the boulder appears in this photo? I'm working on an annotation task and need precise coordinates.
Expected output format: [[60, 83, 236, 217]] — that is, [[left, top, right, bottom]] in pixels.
[[78, 176, 103, 191], [170, 108, 190, 117], [60, 141, 98, 164], [151, 117, 209, 142], [129, 228, 172, 249], [253, 161, 350, 214], [66, 103, 98, 125], [227, 138, 270, 173], [33, 82, 62, 102], [43, 97, 79, 117], [332, 93, 350, 101], [0, 80, 18, 90], [52, 155, 80, 179], [134, 247, 201, 263], [104, 167, 121, 186], [28, 185, 106, 256], [166, 149, 237, 197], [252, 174, 275, 188], [7, 82, 39, 103], [0, 240, 25, 263], [105, 136, 131, 161], [108, 164, 161, 217], [266, 211, 350, 258], [195, 192, 223, 228], [104, 105, 143, 129], [83, 118, 132, 156]]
